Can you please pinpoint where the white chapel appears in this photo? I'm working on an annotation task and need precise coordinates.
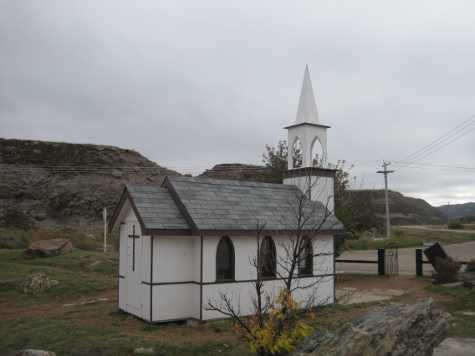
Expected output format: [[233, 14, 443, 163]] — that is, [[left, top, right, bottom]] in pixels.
[[109, 66, 343, 322]]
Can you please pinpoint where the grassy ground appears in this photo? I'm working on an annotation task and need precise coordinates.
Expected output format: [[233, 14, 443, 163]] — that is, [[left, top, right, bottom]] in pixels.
[[428, 284, 475, 339], [0, 248, 373, 356], [346, 226, 475, 250]]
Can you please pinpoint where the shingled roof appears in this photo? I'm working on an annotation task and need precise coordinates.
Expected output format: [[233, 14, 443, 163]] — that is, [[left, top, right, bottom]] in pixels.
[[111, 176, 343, 235]]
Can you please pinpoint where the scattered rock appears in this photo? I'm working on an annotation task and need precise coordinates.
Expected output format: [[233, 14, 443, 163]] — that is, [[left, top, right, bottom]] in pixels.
[[24, 239, 73, 257], [439, 281, 463, 288], [134, 347, 155, 355], [458, 311, 475, 317], [186, 319, 200, 327], [461, 272, 475, 289], [336, 287, 405, 305], [433, 337, 475, 356], [294, 299, 450, 356], [22, 272, 58, 295], [63, 297, 109, 307], [17, 349, 56, 356]]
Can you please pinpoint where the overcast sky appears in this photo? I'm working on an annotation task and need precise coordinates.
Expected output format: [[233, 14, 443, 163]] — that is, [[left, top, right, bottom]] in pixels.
[[1, 1, 474, 206]]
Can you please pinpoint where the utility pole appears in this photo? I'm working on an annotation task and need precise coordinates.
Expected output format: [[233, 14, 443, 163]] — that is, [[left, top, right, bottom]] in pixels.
[[446, 201, 450, 226], [103, 207, 108, 253], [377, 161, 395, 239]]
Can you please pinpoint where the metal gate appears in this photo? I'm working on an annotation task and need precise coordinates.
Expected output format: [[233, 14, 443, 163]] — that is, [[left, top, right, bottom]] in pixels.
[[385, 248, 399, 275]]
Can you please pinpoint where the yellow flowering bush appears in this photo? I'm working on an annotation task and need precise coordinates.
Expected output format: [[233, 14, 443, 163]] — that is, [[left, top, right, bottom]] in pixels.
[[241, 289, 314, 356]]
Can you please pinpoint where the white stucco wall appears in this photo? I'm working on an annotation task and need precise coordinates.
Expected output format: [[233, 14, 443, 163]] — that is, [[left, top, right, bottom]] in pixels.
[[284, 175, 334, 213], [118, 203, 149, 321], [117, 206, 335, 322], [201, 234, 334, 320]]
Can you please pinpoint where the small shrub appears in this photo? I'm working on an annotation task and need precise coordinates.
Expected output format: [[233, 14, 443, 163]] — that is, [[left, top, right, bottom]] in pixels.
[[466, 259, 475, 273], [448, 220, 463, 230], [433, 257, 461, 284]]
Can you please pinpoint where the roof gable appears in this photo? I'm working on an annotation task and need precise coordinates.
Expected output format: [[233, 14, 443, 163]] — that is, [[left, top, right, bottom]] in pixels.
[[164, 176, 343, 233], [110, 176, 343, 235]]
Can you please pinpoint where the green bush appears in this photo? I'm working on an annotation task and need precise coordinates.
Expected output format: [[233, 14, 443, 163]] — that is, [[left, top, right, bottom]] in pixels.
[[448, 220, 463, 230], [433, 257, 461, 284]]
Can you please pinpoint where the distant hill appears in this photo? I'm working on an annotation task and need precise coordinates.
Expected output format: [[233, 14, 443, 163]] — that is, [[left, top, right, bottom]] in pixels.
[[200, 163, 273, 182], [201, 164, 447, 226], [348, 190, 446, 225], [0, 138, 179, 231], [437, 202, 475, 219]]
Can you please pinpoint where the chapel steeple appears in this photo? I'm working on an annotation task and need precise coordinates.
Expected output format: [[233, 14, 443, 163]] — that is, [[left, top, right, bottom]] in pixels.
[[285, 65, 330, 170], [283, 66, 336, 211], [295, 65, 319, 124]]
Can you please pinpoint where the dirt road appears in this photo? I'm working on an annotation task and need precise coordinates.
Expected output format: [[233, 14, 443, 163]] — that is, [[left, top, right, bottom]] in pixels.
[[337, 241, 475, 276]]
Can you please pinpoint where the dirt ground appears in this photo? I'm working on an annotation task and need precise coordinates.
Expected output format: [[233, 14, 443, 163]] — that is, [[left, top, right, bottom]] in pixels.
[[335, 274, 450, 304]]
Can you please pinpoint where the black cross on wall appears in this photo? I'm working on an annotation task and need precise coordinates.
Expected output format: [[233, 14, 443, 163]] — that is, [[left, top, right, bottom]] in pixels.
[[128, 225, 140, 271]]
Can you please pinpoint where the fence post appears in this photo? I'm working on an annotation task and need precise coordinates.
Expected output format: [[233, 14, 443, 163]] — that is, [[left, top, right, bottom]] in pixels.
[[378, 248, 385, 276], [416, 249, 423, 277]]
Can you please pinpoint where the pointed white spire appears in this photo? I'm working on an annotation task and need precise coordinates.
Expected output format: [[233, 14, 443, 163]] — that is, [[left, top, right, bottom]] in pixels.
[[295, 65, 319, 124]]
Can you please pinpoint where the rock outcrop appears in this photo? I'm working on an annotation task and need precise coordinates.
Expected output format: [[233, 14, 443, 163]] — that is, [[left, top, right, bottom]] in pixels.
[[25, 238, 73, 257], [0, 138, 179, 232], [294, 299, 450, 356]]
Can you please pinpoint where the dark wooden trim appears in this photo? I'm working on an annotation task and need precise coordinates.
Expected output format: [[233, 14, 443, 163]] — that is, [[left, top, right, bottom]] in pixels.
[[336, 259, 378, 264], [333, 236, 336, 305], [195, 229, 344, 237], [200, 234, 204, 321], [143, 228, 191, 236], [216, 236, 235, 282], [149, 235, 154, 323], [164, 177, 199, 233], [284, 167, 337, 179], [109, 186, 150, 236], [284, 122, 331, 129], [141, 273, 335, 287]]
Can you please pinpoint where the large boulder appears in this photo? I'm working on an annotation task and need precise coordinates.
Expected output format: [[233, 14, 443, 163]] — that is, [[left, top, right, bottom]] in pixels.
[[22, 272, 58, 295], [25, 239, 73, 257], [294, 299, 450, 356]]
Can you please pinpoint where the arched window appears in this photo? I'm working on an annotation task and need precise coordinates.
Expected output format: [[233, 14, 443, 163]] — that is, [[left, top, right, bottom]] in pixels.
[[216, 237, 235, 281], [298, 237, 313, 276], [259, 236, 276, 278], [311, 138, 324, 167], [292, 138, 303, 168]]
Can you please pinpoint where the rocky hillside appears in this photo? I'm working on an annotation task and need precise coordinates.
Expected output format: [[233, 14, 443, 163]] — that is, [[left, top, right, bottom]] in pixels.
[[437, 202, 475, 220], [201, 163, 447, 226], [348, 190, 447, 225], [0, 138, 179, 232]]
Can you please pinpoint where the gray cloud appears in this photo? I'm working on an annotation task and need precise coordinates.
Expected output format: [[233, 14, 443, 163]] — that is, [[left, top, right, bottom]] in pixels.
[[1, 0, 474, 206]]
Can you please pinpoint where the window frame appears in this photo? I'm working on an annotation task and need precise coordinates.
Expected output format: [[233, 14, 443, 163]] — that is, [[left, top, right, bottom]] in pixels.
[[215, 236, 235, 282], [298, 237, 313, 276], [259, 236, 277, 278]]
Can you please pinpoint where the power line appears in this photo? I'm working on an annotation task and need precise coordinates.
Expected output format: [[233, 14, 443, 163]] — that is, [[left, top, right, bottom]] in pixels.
[[398, 114, 475, 169]]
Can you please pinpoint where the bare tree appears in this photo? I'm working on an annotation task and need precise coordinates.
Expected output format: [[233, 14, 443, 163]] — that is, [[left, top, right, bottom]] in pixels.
[[206, 173, 341, 355]]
